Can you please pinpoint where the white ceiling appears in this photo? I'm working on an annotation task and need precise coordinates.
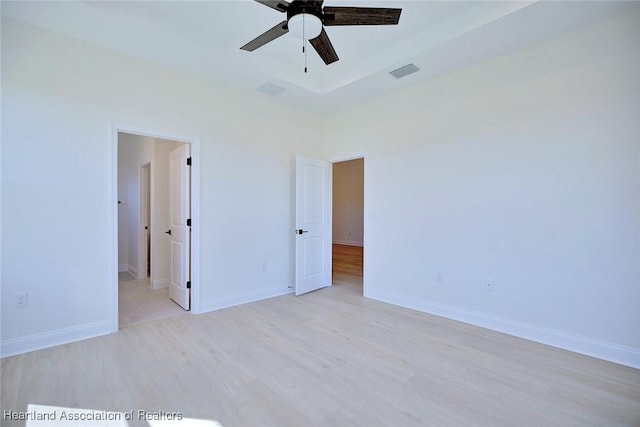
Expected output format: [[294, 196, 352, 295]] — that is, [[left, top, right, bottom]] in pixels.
[[2, 1, 632, 114]]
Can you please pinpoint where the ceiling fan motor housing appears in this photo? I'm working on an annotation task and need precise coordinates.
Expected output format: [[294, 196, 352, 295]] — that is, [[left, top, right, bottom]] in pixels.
[[286, 1, 323, 21]]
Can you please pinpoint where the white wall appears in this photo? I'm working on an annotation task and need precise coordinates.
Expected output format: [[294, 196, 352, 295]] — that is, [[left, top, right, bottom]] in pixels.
[[117, 146, 130, 272], [118, 133, 154, 277], [0, 17, 325, 356], [333, 159, 364, 246], [322, 9, 640, 367]]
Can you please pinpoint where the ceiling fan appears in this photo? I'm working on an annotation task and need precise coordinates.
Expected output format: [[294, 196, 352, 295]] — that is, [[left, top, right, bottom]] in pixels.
[[240, 0, 402, 67]]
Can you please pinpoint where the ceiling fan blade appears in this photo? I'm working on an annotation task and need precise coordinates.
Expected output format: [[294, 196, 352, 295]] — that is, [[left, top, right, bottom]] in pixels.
[[255, 0, 290, 13], [240, 20, 289, 52], [323, 7, 401, 26], [309, 28, 339, 65]]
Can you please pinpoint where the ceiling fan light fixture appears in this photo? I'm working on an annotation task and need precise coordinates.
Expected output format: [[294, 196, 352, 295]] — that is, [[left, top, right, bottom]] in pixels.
[[241, 0, 402, 67], [288, 13, 322, 40]]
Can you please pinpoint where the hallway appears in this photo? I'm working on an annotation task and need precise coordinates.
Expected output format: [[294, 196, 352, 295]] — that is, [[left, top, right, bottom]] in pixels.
[[118, 272, 187, 327]]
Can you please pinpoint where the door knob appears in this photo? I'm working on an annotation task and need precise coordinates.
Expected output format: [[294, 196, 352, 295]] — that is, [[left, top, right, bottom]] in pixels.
[[295, 229, 309, 235], [165, 229, 172, 235]]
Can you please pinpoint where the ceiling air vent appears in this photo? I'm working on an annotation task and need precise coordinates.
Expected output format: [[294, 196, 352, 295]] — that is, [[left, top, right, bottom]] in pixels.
[[256, 82, 286, 96], [389, 64, 420, 79]]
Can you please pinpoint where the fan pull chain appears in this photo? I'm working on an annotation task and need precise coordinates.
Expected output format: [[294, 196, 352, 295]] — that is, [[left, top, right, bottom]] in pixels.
[[303, 14, 308, 73]]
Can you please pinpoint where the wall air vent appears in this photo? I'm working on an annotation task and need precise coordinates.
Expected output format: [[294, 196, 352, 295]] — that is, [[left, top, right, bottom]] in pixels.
[[389, 64, 420, 79], [256, 82, 286, 96]]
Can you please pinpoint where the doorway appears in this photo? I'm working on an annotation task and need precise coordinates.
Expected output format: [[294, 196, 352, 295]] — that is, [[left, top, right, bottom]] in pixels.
[[113, 124, 200, 331], [332, 158, 364, 293]]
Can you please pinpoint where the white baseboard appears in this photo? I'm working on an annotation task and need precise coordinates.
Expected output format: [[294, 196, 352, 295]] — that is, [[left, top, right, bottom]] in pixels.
[[332, 240, 363, 247], [128, 264, 139, 278], [199, 286, 294, 313], [364, 288, 640, 369], [151, 278, 169, 289], [1, 320, 113, 358]]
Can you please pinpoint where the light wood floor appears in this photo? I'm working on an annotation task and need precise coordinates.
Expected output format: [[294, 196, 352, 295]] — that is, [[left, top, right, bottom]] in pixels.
[[118, 244, 361, 328], [333, 244, 363, 288], [118, 272, 187, 328], [2, 254, 639, 426]]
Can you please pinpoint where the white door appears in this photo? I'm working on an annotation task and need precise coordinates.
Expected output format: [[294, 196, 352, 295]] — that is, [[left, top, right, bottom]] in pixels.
[[169, 144, 191, 310], [295, 155, 332, 295]]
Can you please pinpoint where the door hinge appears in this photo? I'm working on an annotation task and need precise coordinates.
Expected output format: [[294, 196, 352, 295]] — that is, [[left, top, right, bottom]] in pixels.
[[186, 281, 191, 289], [187, 218, 191, 227], [187, 157, 192, 166]]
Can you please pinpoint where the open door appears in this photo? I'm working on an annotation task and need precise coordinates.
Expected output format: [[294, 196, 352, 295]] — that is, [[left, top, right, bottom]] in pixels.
[[295, 155, 332, 295], [168, 144, 191, 310], [140, 164, 151, 279]]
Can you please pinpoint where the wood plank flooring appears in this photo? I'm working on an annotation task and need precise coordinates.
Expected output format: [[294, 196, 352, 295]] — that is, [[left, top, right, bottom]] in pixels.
[[2, 252, 639, 426], [118, 272, 187, 328], [333, 244, 363, 287]]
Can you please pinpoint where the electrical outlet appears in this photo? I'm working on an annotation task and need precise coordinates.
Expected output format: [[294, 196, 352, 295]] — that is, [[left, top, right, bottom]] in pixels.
[[14, 292, 28, 307]]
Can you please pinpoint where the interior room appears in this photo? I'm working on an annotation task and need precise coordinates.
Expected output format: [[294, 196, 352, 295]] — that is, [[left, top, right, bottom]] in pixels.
[[2, 1, 639, 425]]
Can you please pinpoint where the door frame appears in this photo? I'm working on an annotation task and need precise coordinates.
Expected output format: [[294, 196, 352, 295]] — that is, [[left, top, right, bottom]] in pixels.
[[110, 122, 201, 332], [329, 155, 366, 295]]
